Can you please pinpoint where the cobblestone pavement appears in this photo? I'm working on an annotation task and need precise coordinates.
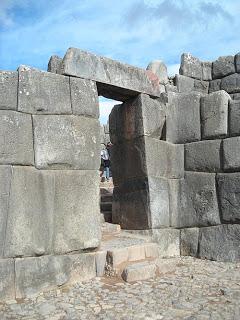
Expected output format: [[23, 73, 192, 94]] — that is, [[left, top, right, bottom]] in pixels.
[[1, 257, 240, 320]]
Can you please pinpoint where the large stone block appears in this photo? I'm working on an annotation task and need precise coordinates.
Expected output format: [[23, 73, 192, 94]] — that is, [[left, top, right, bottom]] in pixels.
[[0, 71, 18, 110], [109, 94, 166, 144], [146, 60, 168, 84], [179, 53, 202, 80], [198, 225, 240, 262], [15, 253, 96, 298], [33, 115, 100, 169], [175, 75, 194, 92], [223, 137, 240, 171], [201, 90, 229, 139], [221, 73, 240, 93], [47, 55, 63, 74], [212, 55, 235, 79], [185, 139, 221, 172], [229, 100, 240, 136], [209, 79, 221, 93], [166, 92, 201, 144], [0, 258, 15, 301], [217, 173, 240, 223], [180, 228, 199, 257], [18, 66, 71, 114], [169, 172, 220, 228], [61, 48, 161, 100], [0, 110, 34, 165], [70, 77, 99, 118]]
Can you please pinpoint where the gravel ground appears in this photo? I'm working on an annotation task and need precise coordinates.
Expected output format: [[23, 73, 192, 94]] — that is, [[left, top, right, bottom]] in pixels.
[[1, 256, 240, 320]]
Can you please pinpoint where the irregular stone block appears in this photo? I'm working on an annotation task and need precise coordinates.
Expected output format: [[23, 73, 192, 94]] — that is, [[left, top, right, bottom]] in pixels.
[[169, 172, 220, 228], [198, 225, 240, 262], [209, 79, 221, 93], [180, 228, 199, 257], [18, 66, 71, 114], [47, 55, 63, 74], [212, 55, 235, 79], [165, 84, 178, 93], [151, 228, 180, 257], [0, 111, 34, 165], [185, 139, 221, 172], [179, 53, 202, 80], [221, 73, 240, 93], [201, 90, 229, 139], [109, 94, 166, 143], [235, 53, 240, 73], [223, 137, 240, 171], [166, 92, 201, 144], [15, 253, 96, 298], [33, 115, 100, 169], [229, 100, 240, 136], [0, 258, 15, 301], [62, 48, 161, 100], [0, 71, 18, 110], [175, 75, 194, 93], [194, 79, 209, 94], [146, 60, 168, 84], [70, 77, 99, 118], [217, 173, 240, 223], [202, 61, 212, 81], [122, 261, 156, 282]]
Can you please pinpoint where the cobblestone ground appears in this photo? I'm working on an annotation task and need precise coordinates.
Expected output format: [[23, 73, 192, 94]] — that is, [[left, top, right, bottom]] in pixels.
[[1, 257, 240, 320]]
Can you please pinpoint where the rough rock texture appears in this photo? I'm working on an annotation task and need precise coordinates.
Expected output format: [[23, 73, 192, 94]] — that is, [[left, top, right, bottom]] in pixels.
[[221, 73, 240, 93], [0, 110, 34, 165], [202, 61, 212, 81], [184, 140, 222, 172], [0, 71, 18, 110], [209, 79, 221, 93], [47, 55, 63, 74], [169, 172, 220, 228], [151, 228, 180, 257], [212, 55, 235, 79], [199, 224, 240, 262], [33, 115, 100, 170], [229, 100, 240, 136], [201, 90, 229, 139], [18, 66, 71, 114], [223, 137, 240, 171], [180, 228, 199, 257], [179, 53, 202, 80], [235, 53, 240, 73], [0, 259, 15, 300], [175, 75, 194, 92], [166, 92, 201, 144], [146, 60, 168, 84], [194, 79, 209, 94], [122, 261, 157, 282]]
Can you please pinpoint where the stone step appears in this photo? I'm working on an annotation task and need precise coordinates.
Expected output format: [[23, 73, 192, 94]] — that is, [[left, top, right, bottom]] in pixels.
[[121, 261, 157, 282], [100, 194, 113, 202], [100, 202, 112, 212], [102, 222, 121, 234]]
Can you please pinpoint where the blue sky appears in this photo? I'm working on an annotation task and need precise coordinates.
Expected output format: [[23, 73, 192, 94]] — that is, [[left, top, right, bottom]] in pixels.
[[0, 0, 239, 123]]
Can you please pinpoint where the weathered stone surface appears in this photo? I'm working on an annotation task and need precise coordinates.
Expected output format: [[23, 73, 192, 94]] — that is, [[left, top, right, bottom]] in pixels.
[[194, 79, 209, 94], [201, 90, 229, 139], [109, 94, 166, 144], [0, 71, 18, 110], [202, 61, 212, 81], [0, 111, 34, 165], [47, 55, 63, 74], [169, 172, 220, 228], [209, 79, 221, 93], [221, 73, 240, 93], [151, 228, 180, 257], [15, 253, 96, 298], [179, 53, 202, 80], [144, 243, 159, 259], [212, 55, 235, 79], [146, 60, 168, 84], [229, 100, 240, 136], [70, 77, 99, 118], [128, 245, 145, 262], [62, 48, 161, 100], [95, 251, 107, 276], [180, 228, 199, 257], [166, 92, 201, 144], [223, 137, 240, 171], [0, 259, 15, 300], [175, 75, 194, 93], [122, 261, 156, 282], [217, 173, 240, 223], [235, 53, 240, 73], [107, 248, 128, 268], [230, 92, 240, 100], [165, 84, 178, 93], [185, 139, 222, 172], [198, 224, 240, 262], [33, 115, 100, 169]]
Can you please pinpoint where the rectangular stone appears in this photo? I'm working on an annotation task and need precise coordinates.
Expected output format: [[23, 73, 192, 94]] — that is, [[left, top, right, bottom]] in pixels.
[[201, 90, 230, 139], [33, 115, 100, 169], [223, 137, 240, 171], [15, 253, 96, 298], [0, 258, 15, 301], [212, 55, 235, 79], [180, 228, 199, 257], [221, 73, 240, 93], [175, 75, 194, 93], [122, 261, 157, 282], [151, 228, 180, 258], [185, 139, 222, 172], [62, 48, 161, 100], [209, 79, 221, 93], [198, 225, 240, 262], [217, 173, 240, 222], [201, 61, 212, 81], [70, 77, 99, 118], [0, 111, 34, 165], [194, 79, 209, 94], [166, 92, 201, 144], [0, 71, 18, 110], [179, 53, 202, 80], [229, 100, 240, 136], [169, 172, 220, 228], [18, 66, 71, 114]]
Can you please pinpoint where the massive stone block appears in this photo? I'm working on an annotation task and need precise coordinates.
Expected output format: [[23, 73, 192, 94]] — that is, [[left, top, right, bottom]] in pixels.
[[169, 172, 220, 228], [18, 66, 71, 114], [223, 137, 240, 171], [185, 139, 221, 172], [166, 92, 201, 144], [109, 94, 166, 144], [198, 225, 240, 262], [70, 77, 99, 118], [179, 53, 202, 80], [212, 55, 235, 79], [209, 79, 221, 93], [47, 55, 63, 74], [33, 115, 100, 169], [221, 73, 240, 93], [61, 48, 161, 100], [201, 91, 229, 139], [0, 71, 18, 110], [0, 259, 15, 300], [217, 173, 240, 223], [0, 110, 34, 165], [229, 100, 240, 136], [146, 60, 168, 84]]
